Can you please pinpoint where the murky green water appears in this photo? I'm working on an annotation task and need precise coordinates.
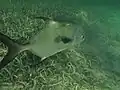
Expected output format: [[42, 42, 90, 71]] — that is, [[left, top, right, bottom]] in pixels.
[[0, 0, 120, 90]]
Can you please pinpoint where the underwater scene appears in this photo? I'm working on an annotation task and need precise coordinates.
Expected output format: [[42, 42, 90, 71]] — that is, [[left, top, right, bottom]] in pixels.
[[0, 0, 120, 90]]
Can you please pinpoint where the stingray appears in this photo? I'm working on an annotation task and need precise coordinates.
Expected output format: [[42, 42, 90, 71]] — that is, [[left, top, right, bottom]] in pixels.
[[0, 16, 84, 70]]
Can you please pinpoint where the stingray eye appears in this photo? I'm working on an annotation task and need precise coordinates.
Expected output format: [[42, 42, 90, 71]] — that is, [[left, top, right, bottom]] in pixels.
[[54, 36, 73, 44], [61, 36, 73, 44]]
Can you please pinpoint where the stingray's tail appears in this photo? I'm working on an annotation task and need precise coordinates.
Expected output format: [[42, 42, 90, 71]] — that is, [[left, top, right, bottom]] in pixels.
[[0, 32, 23, 70]]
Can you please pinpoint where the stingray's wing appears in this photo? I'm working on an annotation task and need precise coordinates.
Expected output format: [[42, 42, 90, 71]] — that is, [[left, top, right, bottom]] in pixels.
[[33, 15, 78, 24], [34, 16, 52, 21], [29, 20, 75, 59]]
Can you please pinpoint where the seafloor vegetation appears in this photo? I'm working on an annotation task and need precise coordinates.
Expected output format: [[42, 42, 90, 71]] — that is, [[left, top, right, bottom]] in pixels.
[[0, 0, 120, 90]]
